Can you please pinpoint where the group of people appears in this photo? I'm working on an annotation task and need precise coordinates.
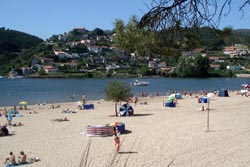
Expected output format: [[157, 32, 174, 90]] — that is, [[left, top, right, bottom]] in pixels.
[[5, 151, 27, 166]]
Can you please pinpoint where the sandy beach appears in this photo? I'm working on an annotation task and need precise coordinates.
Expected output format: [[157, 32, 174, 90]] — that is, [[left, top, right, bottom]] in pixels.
[[1, 92, 250, 167]]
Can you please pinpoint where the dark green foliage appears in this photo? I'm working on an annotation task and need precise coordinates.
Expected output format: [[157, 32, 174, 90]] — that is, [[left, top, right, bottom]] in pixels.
[[92, 28, 104, 36], [69, 44, 88, 53], [0, 27, 43, 53], [175, 56, 209, 77], [193, 55, 209, 77]]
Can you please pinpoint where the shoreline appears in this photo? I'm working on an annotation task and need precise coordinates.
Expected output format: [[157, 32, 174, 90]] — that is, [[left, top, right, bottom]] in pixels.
[[0, 90, 239, 109]]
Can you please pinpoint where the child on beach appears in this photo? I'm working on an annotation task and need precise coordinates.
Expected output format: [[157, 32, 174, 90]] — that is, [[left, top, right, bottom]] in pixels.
[[113, 127, 120, 153]]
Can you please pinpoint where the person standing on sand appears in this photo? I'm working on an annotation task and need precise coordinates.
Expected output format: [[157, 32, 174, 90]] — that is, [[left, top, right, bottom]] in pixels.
[[113, 127, 120, 153], [5, 152, 16, 165]]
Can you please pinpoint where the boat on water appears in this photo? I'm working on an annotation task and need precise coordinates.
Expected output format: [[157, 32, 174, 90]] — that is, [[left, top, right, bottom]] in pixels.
[[133, 80, 149, 86]]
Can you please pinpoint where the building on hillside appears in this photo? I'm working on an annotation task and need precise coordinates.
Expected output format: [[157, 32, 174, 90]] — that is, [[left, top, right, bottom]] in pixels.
[[53, 50, 74, 59], [40, 57, 54, 65], [43, 65, 58, 74], [31, 57, 41, 66], [182, 48, 207, 57], [32, 64, 43, 72], [72, 27, 87, 33], [87, 46, 102, 53], [20, 67, 33, 76], [209, 64, 220, 70], [226, 65, 245, 70], [148, 61, 158, 68], [54, 60, 78, 68], [223, 44, 249, 57], [208, 56, 225, 63], [80, 39, 94, 45], [148, 61, 166, 69]]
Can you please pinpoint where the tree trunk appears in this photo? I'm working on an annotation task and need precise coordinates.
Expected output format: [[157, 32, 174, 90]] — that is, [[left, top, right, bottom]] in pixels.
[[115, 102, 118, 116]]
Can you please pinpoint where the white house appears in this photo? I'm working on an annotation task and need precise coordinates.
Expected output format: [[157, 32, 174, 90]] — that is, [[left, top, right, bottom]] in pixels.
[[87, 46, 102, 53], [43, 65, 58, 74]]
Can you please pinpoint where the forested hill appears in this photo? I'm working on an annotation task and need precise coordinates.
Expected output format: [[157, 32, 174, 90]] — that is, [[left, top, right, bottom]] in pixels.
[[0, 27, 44, 53], [234, 29, 250, 37]]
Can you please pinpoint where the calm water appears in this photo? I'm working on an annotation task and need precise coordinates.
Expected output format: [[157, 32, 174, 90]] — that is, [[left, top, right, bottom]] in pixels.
[[0, 77, 249, 107]]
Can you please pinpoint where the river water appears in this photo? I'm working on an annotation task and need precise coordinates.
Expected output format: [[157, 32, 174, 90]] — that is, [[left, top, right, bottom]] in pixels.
[[0, 77, 249, 106]]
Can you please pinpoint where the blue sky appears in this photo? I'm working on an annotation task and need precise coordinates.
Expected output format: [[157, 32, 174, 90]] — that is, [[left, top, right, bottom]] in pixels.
[[1, 0, 250, 40]]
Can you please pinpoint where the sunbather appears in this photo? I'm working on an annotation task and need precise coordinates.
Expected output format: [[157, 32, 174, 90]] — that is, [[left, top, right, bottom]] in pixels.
[[18, 151, 27, 164], [5, 152, 17, 165], [51, 117, 69, 122]]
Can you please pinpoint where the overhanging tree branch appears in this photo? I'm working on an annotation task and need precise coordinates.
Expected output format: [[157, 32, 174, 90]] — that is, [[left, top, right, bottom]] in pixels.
[[138, 0, 250, 30]]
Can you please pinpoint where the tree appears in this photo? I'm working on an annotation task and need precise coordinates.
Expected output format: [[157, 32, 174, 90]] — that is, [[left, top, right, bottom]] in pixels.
[[193, 55, 209, 77], [138, 0, 250, 30], [92, 28, 104, 36], [113, 16, 157, 56], [138, 0, 250, 47], [104, 80, 131, 116], [175, 56, 194, 77]]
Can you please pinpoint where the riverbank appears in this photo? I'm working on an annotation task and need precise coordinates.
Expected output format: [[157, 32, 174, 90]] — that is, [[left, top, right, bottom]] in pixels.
[[235, 73, 250, 78], [1, 92, 250, 167]]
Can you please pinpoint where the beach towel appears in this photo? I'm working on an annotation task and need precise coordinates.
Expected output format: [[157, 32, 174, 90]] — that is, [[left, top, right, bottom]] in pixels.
[[5, 162, 30, 167]]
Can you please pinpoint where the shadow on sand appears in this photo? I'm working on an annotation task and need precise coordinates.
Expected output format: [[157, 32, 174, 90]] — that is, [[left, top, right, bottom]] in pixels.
[[133, 113, 154, 117], [0, 133, 16, 137], [118, 151, 138, 154]]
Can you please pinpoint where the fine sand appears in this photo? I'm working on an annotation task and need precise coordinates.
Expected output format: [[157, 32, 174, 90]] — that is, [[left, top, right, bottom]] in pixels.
[[1, 92, 250, 167]]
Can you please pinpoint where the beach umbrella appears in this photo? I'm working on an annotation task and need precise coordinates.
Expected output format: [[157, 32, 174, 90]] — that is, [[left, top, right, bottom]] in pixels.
[[207, 93, 215, 99], [119, 103, 134, 116], [110, 122, 125, 127], [167, 94, 176, 101], [19, 101, 28, 105], [176, 93, 182, 99], [169, 93, 176, 98], [75, 101, 83, 106], [110, 122, 125, 133]]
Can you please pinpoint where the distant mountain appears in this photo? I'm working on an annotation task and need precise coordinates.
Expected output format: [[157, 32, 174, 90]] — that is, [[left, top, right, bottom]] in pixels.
[[233, 29, 250, 37], [0, 27, 44, 53]]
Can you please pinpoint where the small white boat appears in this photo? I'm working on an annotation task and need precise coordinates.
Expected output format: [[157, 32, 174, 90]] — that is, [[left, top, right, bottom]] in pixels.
[[133, 80, 149, 86]]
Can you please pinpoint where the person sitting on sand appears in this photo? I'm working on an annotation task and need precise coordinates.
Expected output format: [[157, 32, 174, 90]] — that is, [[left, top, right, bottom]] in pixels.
[[28, 111, 38, 114], [19, 106, 23, 110], [3, 108, 7, 116], [5, 152, 17, 165], [197, 106, 207, 111], [18, 151, 27, 164]]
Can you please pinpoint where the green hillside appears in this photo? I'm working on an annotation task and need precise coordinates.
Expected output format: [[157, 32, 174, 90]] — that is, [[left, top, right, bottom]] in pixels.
[[0, 27, 44, 75]]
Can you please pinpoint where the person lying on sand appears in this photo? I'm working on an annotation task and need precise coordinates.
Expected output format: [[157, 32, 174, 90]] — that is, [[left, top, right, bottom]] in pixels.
[[61, 109, 76, 114], [51, 117, 69, 122], [5, 121, 23, 127]]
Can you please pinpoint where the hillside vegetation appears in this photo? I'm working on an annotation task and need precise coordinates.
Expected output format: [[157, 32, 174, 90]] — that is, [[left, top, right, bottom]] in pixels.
[[0, 27, 44, 75]]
